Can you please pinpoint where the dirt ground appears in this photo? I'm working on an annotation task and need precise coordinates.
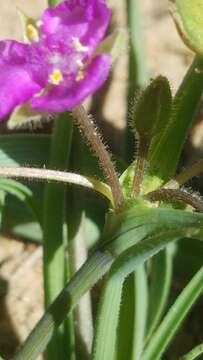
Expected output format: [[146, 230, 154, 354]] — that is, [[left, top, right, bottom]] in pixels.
[[0, 0, 197, 358]]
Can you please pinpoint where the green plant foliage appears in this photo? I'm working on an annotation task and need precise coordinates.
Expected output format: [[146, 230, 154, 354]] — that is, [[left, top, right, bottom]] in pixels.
[[43, 114, 73, 360], [173, 0, 203, 56], [143, 265, 203, 360], [150, 56, 203, 180], [0, 134, 50, 166], [0, 178, 41, 222], [181, 342, 203, 360], [2, 2, 203, 360], [116, 267, 148, 360], [131, 76, 172, 144], [92, 274, 123, 360], [146, 246, 174, 342]]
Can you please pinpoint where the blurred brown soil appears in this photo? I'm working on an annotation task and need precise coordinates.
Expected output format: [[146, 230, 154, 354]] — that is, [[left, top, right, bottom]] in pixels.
[[0, 0, 199, 359]]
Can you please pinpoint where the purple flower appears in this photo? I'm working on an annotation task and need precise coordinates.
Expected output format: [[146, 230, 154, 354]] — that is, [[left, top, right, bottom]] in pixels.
[[0, 0, 111, 120]]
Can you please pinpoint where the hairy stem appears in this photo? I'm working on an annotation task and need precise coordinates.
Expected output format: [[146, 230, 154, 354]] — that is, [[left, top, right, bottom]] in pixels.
[[145, 188, 203, 212], [132, 138, 148, 196], [0, 166, 112, 203], [72, 105, 124, 208]]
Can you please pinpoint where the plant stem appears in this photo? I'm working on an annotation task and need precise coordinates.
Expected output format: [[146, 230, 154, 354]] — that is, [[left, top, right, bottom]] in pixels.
[[0, 166, 112, 203], [126, 0, 148, 162], [132, 138, 148, 196], [181, 342, 203, 360], [145, 188, 203, 212], [43, 113, 73, 359], [127, 0, 148, 94], [72, 105, 124, 207], [13, 250, 113, 360]]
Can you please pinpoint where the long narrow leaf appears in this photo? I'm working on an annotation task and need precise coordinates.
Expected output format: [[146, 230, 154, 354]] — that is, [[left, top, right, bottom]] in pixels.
[[116, 274, 136, 360], [91, 274, 123, 360], [132, 265, 148, 359], [0, 134, 50, 166], [150, 55, 203, 180], [146, 246, 173, 342], [0, 178, 41, 223], [13, 205, 203, 360], [181, 342, 203, 360], [143, 265, 203, 360], [116, 266, 148, 360], [43, 114, 73, 360], [126, 0, 148, 161]]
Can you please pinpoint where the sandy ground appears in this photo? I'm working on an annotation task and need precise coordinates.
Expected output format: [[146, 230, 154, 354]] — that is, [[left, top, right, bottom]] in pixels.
[[0, 0, 196, 358]]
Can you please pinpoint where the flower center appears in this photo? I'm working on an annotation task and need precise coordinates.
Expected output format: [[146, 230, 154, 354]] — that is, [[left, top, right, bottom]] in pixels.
[[49, 69, 64, 85], [47, 37, 89, 86]]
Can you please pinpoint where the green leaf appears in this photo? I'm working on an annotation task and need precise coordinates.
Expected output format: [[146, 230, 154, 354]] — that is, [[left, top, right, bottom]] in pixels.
[[91, 274, 123, 360], [116, 267, 148, 360], [126, 0, 148, 162], [13, 204, 203, 360], [120, 164, 162, 198], [0, 135, 47, 239], [127, 0, 148, 92], [181, 341, 203, 360], [0, 178, 41, 223], [150, 55, 203, 180], [131, 76, 172, 144], [0, 134, 50, 167], [146, 246, 174, 342], [132, 266, 148, 359], [143, 265, 203, 360], [102, 204, 203, 258], [43, 114, 73, 360], [172, 0, 203, 56]]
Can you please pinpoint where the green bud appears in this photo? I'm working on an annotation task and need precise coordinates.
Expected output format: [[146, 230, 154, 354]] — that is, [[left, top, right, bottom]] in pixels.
[[131, 76, 172, 144]]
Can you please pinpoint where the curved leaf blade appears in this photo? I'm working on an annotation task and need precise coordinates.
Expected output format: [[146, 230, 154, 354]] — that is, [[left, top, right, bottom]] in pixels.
[[172, 0, 203, 56], [143, 265, 203, 360], [13, 205, 203, 360], [181, 342, 203, 360], [146, 246, 174, 342]]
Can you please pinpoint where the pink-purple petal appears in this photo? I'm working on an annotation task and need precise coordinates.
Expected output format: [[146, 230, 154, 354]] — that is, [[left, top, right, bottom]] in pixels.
[[0, 41, 42, 119], [41, 0, 111, 56], [31, 54, 111, 112]]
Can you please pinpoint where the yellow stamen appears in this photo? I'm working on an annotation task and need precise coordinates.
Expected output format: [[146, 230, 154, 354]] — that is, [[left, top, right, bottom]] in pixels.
[[26, 24, 39, 42], [76, 70, 85, 82], [49, 69, 64, 85], [72, 37, 88, 52]]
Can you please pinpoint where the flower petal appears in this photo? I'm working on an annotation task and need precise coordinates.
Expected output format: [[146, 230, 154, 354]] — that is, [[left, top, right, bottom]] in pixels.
[[31, 54, 111, 112], [0, 41, 42, 120], [41, 0, 111, 56]]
